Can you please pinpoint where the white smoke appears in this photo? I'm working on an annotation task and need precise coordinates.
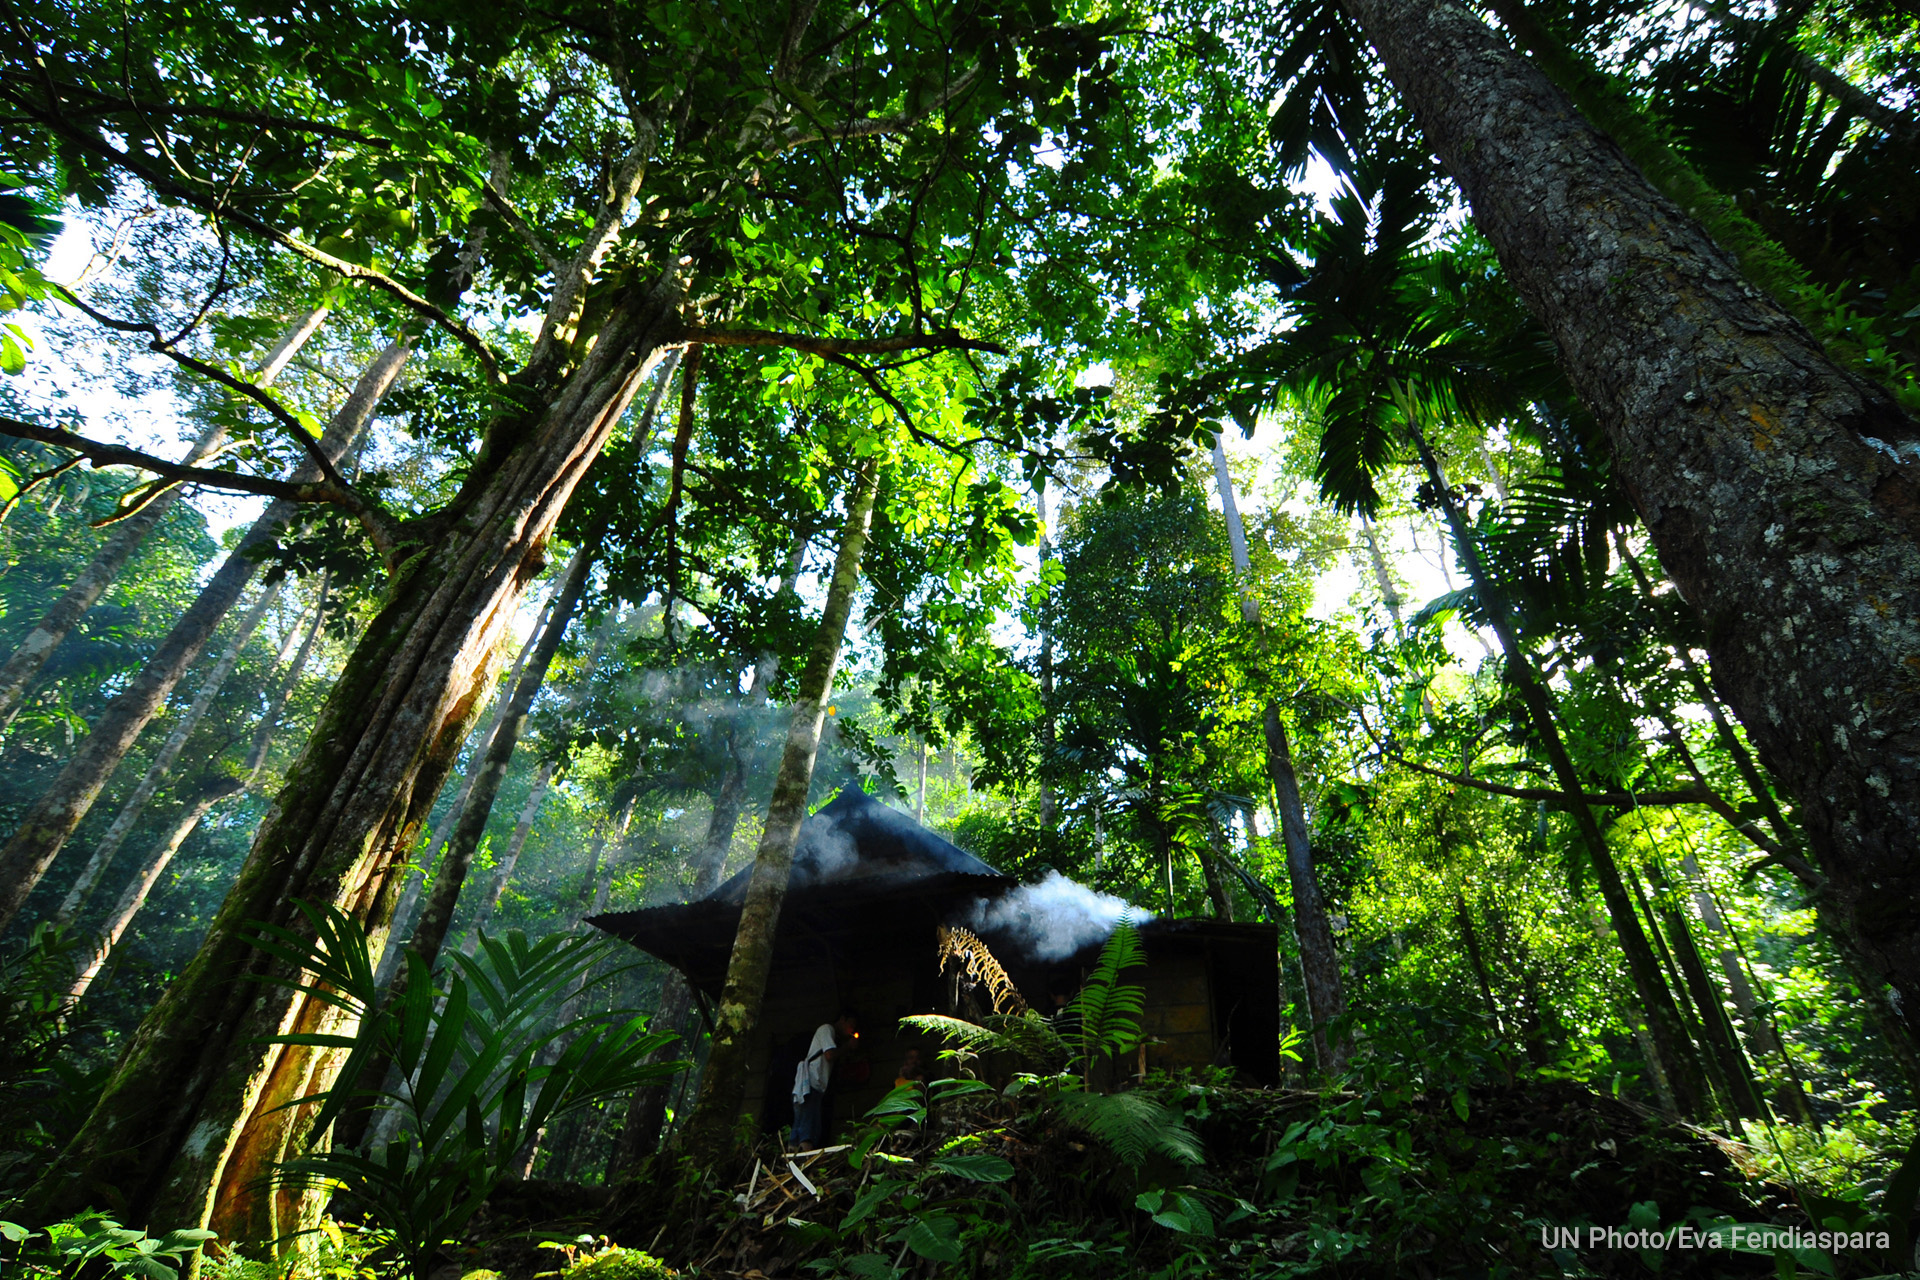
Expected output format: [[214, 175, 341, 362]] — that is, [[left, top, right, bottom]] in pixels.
[[967, 871, 1148, 962], [798, 812, 858, 882]]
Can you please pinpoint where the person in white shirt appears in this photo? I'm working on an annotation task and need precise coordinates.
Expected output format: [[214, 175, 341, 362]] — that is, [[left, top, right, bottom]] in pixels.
[[791, 1008, 859, 1149]]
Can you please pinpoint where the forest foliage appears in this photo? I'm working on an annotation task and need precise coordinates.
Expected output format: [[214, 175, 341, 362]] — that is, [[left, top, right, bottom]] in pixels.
[[1, 0, 1918, 1276]]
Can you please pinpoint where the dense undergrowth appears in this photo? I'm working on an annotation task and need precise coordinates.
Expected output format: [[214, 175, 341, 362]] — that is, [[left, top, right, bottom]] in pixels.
[[457, 1066, 1901, 1280]]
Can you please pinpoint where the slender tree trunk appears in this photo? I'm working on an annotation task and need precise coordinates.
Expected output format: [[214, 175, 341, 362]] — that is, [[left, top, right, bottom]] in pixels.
[[54, 578, 290, 926], [66, 582, 332, 1004], [1456, 894, 1503, 1030], [0, 307, 327, 735], [1412, 425, 1710, 1115], [458, 759, 556, 952], [1200, 815, 1236, 922], [608, 537, 803, 1176], [1357, 515, 1403, 626], [0, 333, 410, 934], [29, 279, 681, 1243], [1343, 0, 1920, 1033], [1211, 433, 1350, 1073], [1037, 483, 1056, 828], [1627, 864, 1729, 1109], [1645, 860, 1769, 1119], [1586, 906, 1682, 1113], [678, 458, 880, 1161]]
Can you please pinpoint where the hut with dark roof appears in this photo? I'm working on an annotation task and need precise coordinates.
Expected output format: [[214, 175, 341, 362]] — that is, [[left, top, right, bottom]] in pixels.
[[590, 785, 1280, 1140]]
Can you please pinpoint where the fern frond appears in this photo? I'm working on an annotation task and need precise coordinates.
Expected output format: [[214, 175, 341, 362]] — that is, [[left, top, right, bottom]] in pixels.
[[1051, 1090, 1204, 1166], [1072, 917, 1146, 1060], [898, 1013, 1011, 1054], [935, 925, 1028, 1014]]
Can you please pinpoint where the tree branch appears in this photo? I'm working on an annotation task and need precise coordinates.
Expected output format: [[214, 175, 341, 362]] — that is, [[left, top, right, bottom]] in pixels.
[[769, 63, 982, 153], [0, 73, 395, 148], [1386, 749, 1713, 808], [0, 417, 399, 566], [0, 87, 500, 379], [52, 283, 354, 495], [673, 324, 1005, 357], [483, 167, 562, 277]]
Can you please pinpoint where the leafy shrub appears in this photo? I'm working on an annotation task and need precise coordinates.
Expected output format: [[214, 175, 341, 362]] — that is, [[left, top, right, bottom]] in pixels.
[[563, 1246, 677, 1280], [248, 905, 686, 1280], [0, 1213, 213, 1280]]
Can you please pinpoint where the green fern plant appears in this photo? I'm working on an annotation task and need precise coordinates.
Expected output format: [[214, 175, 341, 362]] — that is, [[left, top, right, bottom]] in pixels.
[[1067, 916, 1146, 1082], [902, 918, 1201, 1170], [1051, 1089, 1204, 1167], [245, 904, 685, 1280]]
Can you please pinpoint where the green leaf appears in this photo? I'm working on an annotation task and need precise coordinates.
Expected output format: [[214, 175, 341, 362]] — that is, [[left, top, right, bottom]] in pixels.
[[929, 1153, 1013, 1183], [844, 1254, 898, 1280], [901, 1215, 962, 1264], [841, 1180, 902, 1230]]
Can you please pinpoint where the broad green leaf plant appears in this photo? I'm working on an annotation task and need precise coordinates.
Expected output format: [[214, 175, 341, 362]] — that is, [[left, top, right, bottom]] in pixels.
[[0, 1214, 214, 1280], [245, 904, 684, 1280]]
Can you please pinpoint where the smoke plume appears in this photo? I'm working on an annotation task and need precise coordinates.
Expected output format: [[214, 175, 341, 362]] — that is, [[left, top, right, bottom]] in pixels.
[[967, 871, 1147, 962], [797, 812, 858, 882]]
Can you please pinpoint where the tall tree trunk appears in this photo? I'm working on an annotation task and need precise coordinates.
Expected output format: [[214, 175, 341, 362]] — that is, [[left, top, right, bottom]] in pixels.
[[1626, 864, 1729, 1118], [376, 590, 556, 989], [457, 759, 556, 952], [28, 277, 681, 1242], [677, 458, 880, 1162], [1211, 433, 1351, 1073], [1341, 0, 1920, 1033], [0, 307, 327, 735], [1456, 894, 1503, 1031], [377, 350, 675, 984], [54, 578, 290, 926], [1644, 860, 1770, 1119], [1356, 514, 1404, 626], [65, 582, 332, 1004], [1586, 907, 1682, 1113], [398, 543, 593, 978], [1200, 815, 1236, 922], [1409, 423, 1711, 1116], [1037, 483, 1057, 828], [333, 540, 598, 1154], [608, 538, 803, 1176], [0, 333, 410, 934]]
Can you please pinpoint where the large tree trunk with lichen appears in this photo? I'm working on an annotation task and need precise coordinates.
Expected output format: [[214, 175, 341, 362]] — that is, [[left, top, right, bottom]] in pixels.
[[376, 592, 554, 988], [392, 541, 593, 974], [28, 281, 680, 1245], [0, 333, 408, 935], [677, 460, 880, 1161], [1342, 0, 1920, 1035], [0, 307, 327, 736]]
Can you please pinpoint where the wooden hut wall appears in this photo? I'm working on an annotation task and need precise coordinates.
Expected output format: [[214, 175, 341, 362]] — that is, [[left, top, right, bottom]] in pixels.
[[740, 934, 947, 1139]]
